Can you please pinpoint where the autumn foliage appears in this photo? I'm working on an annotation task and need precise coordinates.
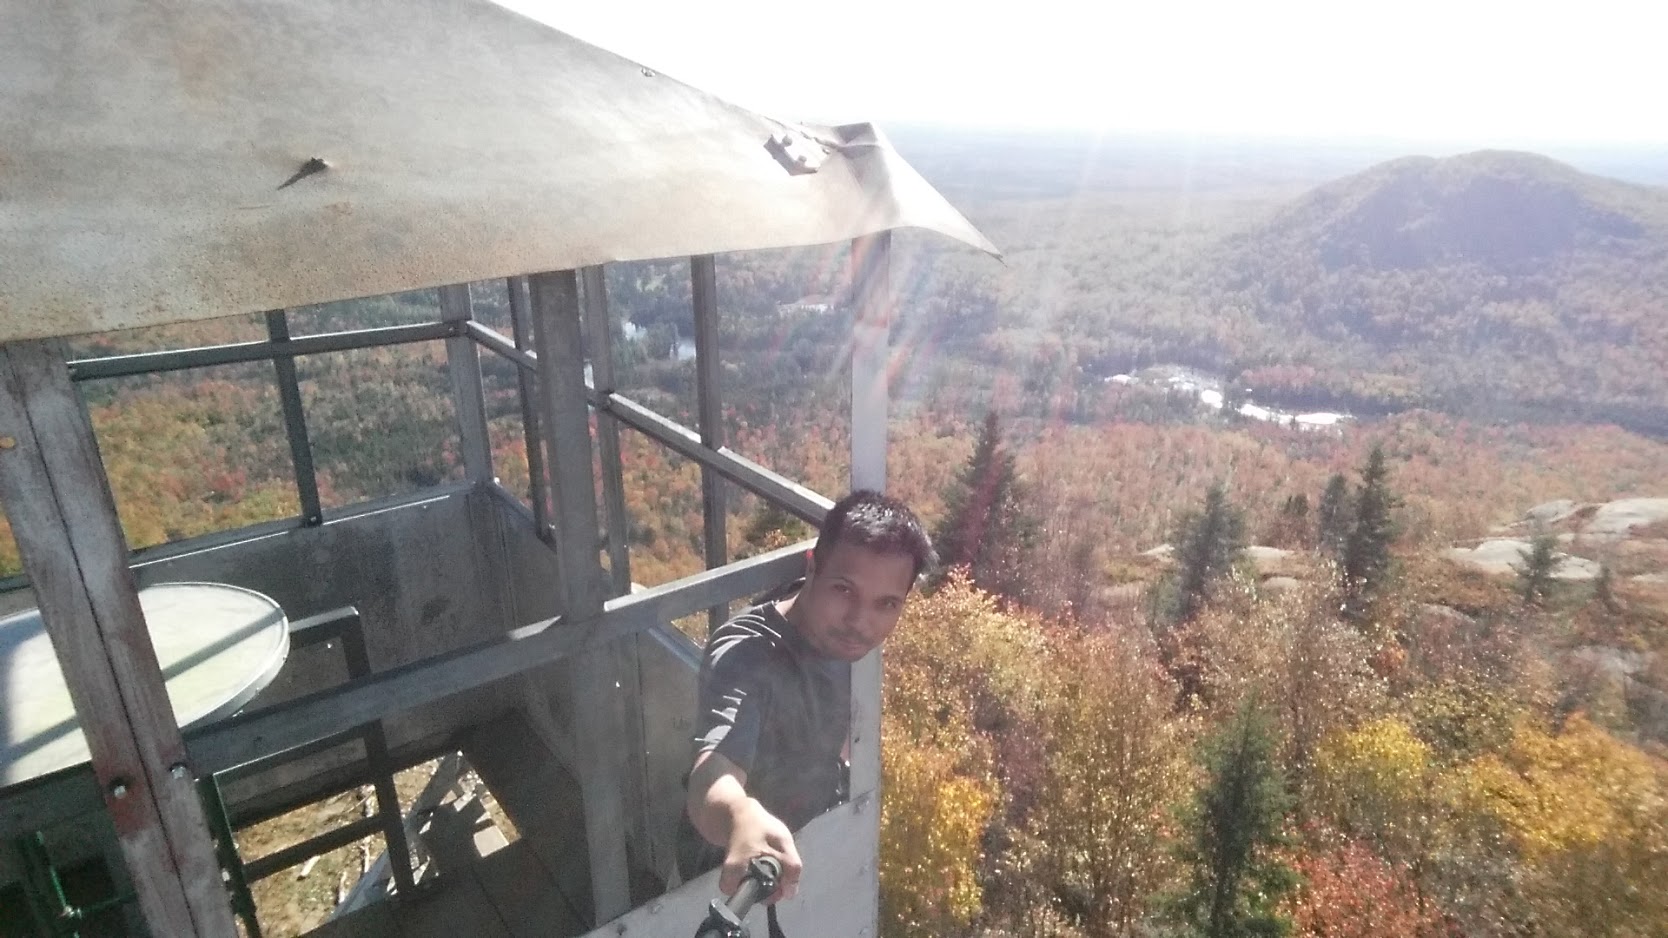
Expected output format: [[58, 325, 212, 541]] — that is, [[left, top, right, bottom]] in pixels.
[[17, 259, 1668, 938]]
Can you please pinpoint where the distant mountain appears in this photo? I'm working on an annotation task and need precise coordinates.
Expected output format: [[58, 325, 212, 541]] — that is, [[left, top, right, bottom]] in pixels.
[[1255, 151, 1657, 269], [1208, 151, 1668, 433]]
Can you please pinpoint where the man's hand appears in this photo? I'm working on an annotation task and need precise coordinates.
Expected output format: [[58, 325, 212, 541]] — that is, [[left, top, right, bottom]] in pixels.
[[719, 798, 801, 903], [687, 750, 804, 903]]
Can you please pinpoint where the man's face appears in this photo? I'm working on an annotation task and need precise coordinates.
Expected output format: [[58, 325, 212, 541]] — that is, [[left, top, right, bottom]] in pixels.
[[793, 540, 916, 662]]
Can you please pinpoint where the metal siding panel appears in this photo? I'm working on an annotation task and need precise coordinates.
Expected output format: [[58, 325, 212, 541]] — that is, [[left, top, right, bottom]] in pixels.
[[0, 1, 996, 342], [575, 798, 880, 938]]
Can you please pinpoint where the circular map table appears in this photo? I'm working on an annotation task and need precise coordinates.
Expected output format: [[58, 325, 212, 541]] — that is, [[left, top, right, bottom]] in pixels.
[[0, 582, 289, 787]]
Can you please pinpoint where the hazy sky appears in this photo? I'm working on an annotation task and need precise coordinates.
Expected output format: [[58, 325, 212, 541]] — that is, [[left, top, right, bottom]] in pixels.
[[500, 0, 1666, 146]]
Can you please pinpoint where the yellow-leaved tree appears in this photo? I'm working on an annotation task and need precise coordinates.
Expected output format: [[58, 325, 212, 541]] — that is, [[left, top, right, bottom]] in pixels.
[[880, 573, 1051, 936], [1309, 716, 1459, 934], [1456, 714, 1668, 936], [1024, 626, 1191, 937]]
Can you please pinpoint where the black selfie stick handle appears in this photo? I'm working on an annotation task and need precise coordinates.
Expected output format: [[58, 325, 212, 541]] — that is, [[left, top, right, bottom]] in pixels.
[[693, 855, 782, 938]]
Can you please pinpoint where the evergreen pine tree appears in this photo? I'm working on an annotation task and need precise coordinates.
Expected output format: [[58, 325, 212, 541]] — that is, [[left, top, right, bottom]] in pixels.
[[1339, 447, 1400, 621], [1170, 482, 1246, 625], [933, 411, 1037, 602], [1516, 530, 1560, 606], [1165, 699, 1297, 938], [1269, 493, 1310, 548], [1315, 473, 1351, 557], [736, 499, 812, 558], [1594, 561, 1622, 614]]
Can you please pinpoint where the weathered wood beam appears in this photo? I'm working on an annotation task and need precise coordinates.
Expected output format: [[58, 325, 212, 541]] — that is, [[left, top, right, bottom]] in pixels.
[[0, 340, 237, 936]]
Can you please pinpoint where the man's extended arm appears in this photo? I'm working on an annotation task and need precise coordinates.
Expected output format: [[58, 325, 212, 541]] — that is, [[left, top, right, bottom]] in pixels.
[[686, 749, 803, 902]]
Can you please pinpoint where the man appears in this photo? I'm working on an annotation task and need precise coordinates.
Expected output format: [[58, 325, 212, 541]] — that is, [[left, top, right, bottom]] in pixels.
[[676, 489, 934, 907]]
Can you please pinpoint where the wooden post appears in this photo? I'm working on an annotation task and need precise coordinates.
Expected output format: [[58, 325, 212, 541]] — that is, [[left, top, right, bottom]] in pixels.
[[0, 340, 237, 937], [847, 232, 892, 938], [439, 284, 494, 484], [691, 255, 728, 634], [581, 266, 632, 597], [527, 270, 632, 924]]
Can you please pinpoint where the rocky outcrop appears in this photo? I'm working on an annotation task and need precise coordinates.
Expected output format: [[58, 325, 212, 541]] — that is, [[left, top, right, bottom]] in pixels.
[[1583, 498, 1668, 538], [1444, 539, 1601, 580], [1565, 645, 1668, 746], [1524, 499, 1582, 527]]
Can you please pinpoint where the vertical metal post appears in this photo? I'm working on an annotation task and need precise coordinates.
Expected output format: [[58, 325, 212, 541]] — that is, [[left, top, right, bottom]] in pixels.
[[338, 619, 416, 895], [581, 266, 632, 597], [506, 276, 550, 536], [526, 271, 632, 925], [199, 779, 262, 937], [439, 284, 494, 484], [580, 265, 654, 876], [848, 232, 892, 938], [265, 311, 322, 525], [849, 233, 891, 494], [691, 255, 728, 633], [0, 340, 238, 937]]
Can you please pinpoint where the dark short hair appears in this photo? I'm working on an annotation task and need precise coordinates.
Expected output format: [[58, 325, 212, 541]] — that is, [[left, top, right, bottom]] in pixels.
[[812, 490, 936, 583]]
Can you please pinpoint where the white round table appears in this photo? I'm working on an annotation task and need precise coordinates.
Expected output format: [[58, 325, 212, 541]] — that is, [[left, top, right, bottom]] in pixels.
[[0, 582, 289, 787]]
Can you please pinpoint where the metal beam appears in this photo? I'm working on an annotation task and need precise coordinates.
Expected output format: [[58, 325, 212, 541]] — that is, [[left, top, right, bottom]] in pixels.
[[847, 232, 892, 938], [66, 321, 459, 381], [690, 255, 728, 634], [0, 340, 237, 936], [503, 279, 550, 534], [187, 539, 812, 781], [244, 815, 385, 882], [579, 267, 649, 881], [600, 391, 832, 525], [527, 271, 607, 626], [335, 610, 417, 895], [849, 232, 891, 494], [265, 310, 323, 526], [582, 266, 632, 597], [467, 319, 832, 527], [527, 269, 630, 924], [439, 285, 494, 484], [467, 319, 539, 374]]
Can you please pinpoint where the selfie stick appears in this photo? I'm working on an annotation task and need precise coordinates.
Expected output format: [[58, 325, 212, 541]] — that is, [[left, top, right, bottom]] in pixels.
[[692, 855, 782, 938]]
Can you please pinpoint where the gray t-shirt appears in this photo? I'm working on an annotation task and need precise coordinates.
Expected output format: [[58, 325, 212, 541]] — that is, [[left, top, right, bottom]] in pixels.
[[676, 586, 851, 878]]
